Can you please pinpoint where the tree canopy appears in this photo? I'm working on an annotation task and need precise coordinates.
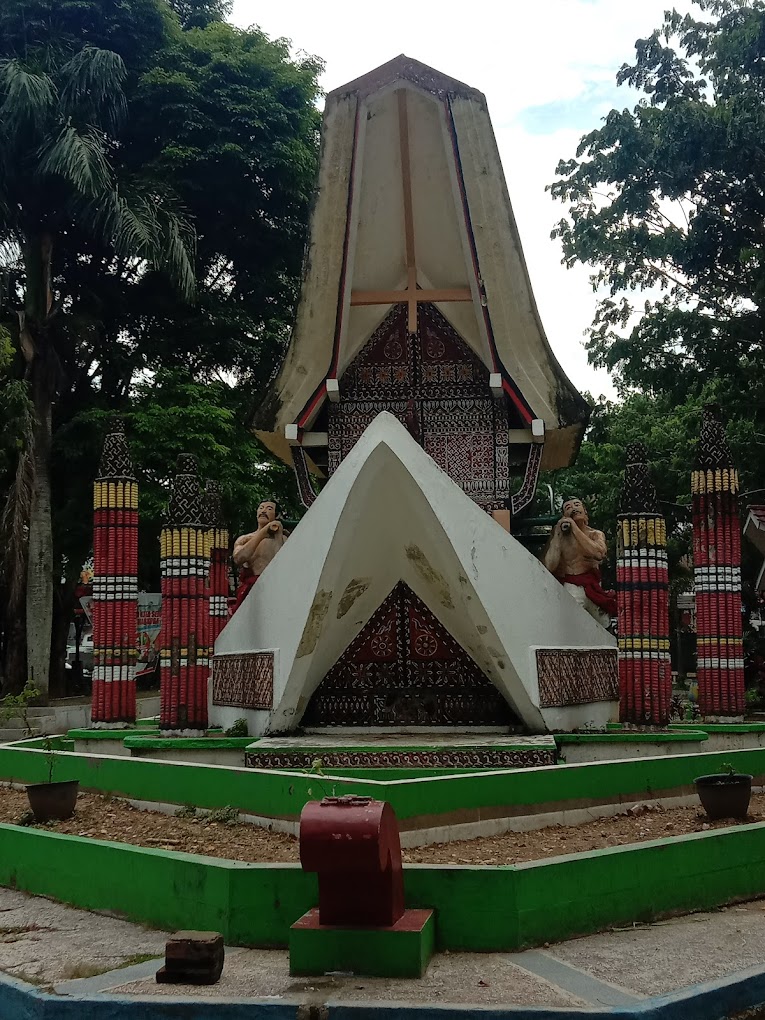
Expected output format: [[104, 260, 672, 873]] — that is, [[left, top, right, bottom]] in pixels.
[[0, 0, 322, 694], [550, 0, 765, 403], [546, 0, 765, 638]]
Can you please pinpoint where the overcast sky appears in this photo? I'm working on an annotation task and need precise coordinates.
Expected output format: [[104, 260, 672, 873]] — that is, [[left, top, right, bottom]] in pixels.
[[231, 0, 698, 401]]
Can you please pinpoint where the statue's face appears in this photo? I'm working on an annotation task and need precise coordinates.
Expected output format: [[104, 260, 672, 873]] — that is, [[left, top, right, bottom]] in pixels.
[[257, 501, 277, 525], [562, 498, 588, 527]]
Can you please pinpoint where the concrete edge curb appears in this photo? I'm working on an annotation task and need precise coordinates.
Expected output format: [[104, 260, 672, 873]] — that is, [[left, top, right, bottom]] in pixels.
[[2, 962, 765, 1019]]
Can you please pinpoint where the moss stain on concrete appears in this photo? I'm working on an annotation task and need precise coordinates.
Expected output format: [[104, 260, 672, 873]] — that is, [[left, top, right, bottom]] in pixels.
[[336, 578, 371, 619], [295, 591, 333, 657], [405, 546, 454, 610]]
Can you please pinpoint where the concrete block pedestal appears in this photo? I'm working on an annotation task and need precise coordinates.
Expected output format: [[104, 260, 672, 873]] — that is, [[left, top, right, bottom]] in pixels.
[[289, 907, 434, 978]]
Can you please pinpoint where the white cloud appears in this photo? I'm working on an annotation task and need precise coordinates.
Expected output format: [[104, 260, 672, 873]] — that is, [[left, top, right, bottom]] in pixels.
[[231, 0, 699, 400]]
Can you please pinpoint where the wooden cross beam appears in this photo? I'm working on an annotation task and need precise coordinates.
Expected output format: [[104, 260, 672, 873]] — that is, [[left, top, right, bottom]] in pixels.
[[349, 89, 472, 333]]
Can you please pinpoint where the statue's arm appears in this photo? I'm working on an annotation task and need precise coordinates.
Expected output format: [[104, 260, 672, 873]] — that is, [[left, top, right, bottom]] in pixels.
[[570, 526, 607, 562], [543, 527, 562, 574], [233, 528, 266, 566]]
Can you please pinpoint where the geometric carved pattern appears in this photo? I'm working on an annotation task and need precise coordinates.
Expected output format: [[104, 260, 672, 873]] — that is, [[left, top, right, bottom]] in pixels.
[[510, 442, 543, 516], [536, 648, 619, 708], [245, 748, 556, 770], [211, 652, 274, 710], [327, 303, 512, 508], [302, 582, 518, 727]]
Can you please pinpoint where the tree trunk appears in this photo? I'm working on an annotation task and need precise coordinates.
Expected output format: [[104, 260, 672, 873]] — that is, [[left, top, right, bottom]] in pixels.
[[25, 374, 53, 703], [1, 609, 27, 696], [22, 233, 56, 704]]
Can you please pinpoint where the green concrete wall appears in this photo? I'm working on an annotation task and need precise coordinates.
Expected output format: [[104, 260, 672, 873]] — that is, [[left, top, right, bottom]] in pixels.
[[2, 743, 765, 823], [2, 820, 765, 951]]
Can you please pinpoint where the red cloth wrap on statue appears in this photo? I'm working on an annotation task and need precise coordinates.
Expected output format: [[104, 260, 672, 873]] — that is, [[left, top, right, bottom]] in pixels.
[[229, 568, 260, 616], [559, 570, 617, 616]]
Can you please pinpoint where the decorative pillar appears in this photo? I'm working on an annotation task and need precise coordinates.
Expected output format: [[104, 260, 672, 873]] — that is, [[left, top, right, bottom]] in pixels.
[[692, 405, 745, 718], [91, 421, 138, 728], [616, 442, 671, 725], [159, 455, 211, 733], [204, 480, 230, 645]]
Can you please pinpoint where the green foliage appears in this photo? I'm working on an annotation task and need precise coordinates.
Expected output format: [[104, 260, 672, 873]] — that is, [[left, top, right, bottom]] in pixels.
[[548, 0, 765, 604], [0, 0, 323, 688], [0, 681, 40, 734], [550, 0, 765, 406], [204, 804, 239, 825], [175, 803, 198, 818], [224, 718, 249, 737]]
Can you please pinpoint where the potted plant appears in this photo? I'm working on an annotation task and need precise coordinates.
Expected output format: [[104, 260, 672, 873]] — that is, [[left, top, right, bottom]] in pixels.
[[25, 735, 79, 823], [695, 762, 752, 820], [0, 683, 78, 822]]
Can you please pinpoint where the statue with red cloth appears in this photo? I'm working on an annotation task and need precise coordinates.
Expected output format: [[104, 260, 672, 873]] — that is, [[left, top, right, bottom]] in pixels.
[[543, 498, 616, 627], [230, 500, 288, 615]]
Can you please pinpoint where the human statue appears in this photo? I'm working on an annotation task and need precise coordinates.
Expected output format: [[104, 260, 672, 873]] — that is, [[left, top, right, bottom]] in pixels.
[[543, 497, 617, 627], [230, 500, 288, 615]]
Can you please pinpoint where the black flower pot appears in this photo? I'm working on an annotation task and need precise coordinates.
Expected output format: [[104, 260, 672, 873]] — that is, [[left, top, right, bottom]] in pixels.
[[694, 773, 752, 820], [26, 780, 79, 823]]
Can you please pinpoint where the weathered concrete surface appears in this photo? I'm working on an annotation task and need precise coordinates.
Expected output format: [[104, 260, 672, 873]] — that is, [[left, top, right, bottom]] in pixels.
[[0, 888, 165, 986], [111, 949, 587, 1008], [4, 886, 765, 1009], [548, 900, 765, 996]]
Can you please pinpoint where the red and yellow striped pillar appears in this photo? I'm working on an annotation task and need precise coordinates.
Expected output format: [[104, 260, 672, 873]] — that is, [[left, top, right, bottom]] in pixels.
[[616, 443, 672, 725], [159, 455, 211, 733], [91, 421, 138, 727], [692, 405, 745, 718], [204, 481, 230, 646]]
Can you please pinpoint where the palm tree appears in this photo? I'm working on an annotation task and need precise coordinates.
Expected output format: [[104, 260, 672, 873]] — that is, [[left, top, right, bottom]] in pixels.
[[0, 45, 195, 700]]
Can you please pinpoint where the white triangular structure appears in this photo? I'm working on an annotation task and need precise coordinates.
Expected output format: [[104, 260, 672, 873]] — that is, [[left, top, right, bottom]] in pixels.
[[212, 414, 616, 735]]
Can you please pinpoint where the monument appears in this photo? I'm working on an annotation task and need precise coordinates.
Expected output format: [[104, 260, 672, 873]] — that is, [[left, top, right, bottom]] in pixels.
[[543, 497, 616, 627], [692, 406, 745, 718], [90, 420, 138, 728], [616, 444, 672, 725], [209, 56, 618, 739]]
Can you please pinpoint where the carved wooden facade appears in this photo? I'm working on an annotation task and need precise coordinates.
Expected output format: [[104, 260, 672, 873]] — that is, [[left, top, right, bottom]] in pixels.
[[302, 581, 518, 727], [327, 304, 512, 509]]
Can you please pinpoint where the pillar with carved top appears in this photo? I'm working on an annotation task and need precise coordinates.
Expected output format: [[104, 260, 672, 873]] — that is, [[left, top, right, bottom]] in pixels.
[[159, 455, 210, 732], [91, 421, 138, 728], [204, 480, 230, 645], [692, 406, 745, 718], [616, 442, 671, 725]]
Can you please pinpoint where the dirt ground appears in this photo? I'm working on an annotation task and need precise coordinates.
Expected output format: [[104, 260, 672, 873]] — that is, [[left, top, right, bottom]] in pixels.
[[1, 786, 763, 865]]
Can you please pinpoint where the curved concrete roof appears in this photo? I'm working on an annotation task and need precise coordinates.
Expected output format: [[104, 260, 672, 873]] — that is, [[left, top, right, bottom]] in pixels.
[[257, 55, 590, 473]]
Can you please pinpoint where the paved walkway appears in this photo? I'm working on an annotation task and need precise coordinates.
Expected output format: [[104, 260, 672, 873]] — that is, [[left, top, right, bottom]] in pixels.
[[2, 887, 765, 1011]]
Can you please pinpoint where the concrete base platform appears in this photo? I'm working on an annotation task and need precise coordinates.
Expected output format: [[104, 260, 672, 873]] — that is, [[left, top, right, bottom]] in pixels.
[[290, 908, 434, 978], [245, 733, 557, 771]]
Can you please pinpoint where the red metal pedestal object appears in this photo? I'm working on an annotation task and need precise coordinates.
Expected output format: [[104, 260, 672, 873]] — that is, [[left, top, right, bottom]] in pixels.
[[300, 796, 405, 927]]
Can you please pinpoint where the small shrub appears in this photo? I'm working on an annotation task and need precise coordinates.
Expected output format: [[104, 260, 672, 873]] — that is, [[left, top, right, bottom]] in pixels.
[[204, 805, 239, 825], [0, 682, 40, 735], [175, 804, 197, 819], [225, 718, 249, 737]]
